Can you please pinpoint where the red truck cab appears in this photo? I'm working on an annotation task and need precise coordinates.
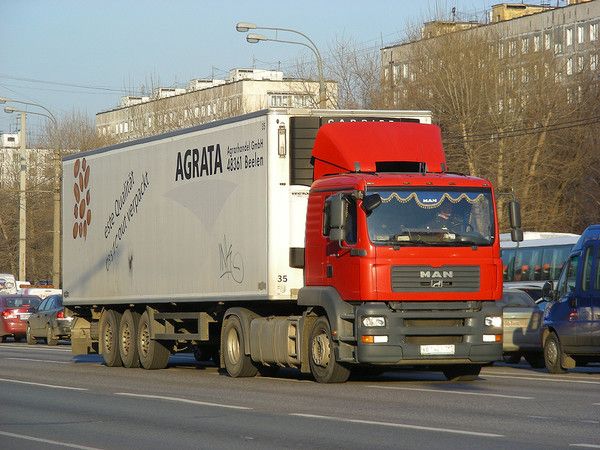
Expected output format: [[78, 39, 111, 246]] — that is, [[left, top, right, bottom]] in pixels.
[[298, 122, 504, 380]]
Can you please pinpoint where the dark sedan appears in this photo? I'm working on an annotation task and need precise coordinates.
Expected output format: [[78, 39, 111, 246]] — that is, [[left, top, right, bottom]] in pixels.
[[0, 295, 42, 342], [26, 294, 72, 345]]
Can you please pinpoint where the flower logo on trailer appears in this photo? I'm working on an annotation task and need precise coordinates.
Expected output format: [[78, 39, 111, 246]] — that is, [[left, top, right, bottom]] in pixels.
[[72, 157, 92, 239]]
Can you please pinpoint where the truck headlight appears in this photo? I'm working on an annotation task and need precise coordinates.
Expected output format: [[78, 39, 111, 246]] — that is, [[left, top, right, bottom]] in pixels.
[[484, 316, 502, 328], [362, 316, 386, 327]]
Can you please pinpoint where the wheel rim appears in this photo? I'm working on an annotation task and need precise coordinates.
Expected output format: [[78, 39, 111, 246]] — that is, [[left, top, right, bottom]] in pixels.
[[140, 321, 150, 358], [311, 329, 331, 368], [103, 321, 113, 352], [121, 321, 131, 357], [226, 327, 241, 365], [546, 339, 558, 365]]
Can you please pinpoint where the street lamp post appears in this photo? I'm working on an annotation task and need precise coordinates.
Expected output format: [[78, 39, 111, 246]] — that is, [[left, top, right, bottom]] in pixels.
[[3, 99, 60, 287], [235, 22, 327, 108]]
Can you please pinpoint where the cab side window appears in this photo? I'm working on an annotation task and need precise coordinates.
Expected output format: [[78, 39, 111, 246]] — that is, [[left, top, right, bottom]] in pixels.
[[345, 199, 357, 244]]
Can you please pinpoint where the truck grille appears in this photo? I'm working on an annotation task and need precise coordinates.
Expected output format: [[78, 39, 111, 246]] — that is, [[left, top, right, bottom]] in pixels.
[[391, 265, 480, 292]]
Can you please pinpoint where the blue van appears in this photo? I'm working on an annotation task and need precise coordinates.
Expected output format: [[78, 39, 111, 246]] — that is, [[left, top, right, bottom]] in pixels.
[[542, 225, 600, 373]]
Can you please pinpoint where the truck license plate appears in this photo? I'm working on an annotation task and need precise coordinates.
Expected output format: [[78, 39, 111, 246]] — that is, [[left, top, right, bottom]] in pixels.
[[420, 344, 455, 356]]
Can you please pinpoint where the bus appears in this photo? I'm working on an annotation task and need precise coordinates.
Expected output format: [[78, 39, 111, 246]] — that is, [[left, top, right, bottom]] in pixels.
[[500, 232, 580, 290]]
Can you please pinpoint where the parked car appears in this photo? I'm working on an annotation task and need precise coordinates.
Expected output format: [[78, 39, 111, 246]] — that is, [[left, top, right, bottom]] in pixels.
[[542, 224, 600, 373], [26, 294, 72, 345], [0, 295, 42, 342], [498, 288, 546, 367]]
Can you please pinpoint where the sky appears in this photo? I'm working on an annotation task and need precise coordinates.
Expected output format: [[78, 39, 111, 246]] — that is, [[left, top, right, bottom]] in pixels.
[[0, 0, 507, 139]]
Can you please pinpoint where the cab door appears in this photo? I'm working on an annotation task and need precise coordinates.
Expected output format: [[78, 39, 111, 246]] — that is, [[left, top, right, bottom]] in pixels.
[[548, 253, 580, 350], [29, 298, 48, 335]]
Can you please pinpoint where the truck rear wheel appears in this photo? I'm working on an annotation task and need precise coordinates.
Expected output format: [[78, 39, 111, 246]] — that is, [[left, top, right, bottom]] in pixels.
[[222, 316, 257, 378], [137, 311, 170, 370], [442, 364, 481, 381], [99, 309, 123, 367], [309, 316, 350, 383], [119, 310, 141, 368]]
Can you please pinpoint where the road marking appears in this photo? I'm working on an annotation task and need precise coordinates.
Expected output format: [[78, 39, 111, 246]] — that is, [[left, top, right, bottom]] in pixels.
[[0, 430, 102, 449], [528, 415, 552, 420], [0, 344, 72, 352], [290, 413, 504, 438], [570, 444, 600, 448], [594, 403, 600, 406], [483, 374, 600, 385], [5, 357, 70, 364], [482, 369, 600, 381], [367, 385, 533, 400], [114, 392, 251, 410], [0, 377, 87, 391]]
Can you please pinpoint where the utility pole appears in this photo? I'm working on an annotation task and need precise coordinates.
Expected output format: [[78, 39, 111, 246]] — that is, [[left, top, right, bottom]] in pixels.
[[18, 112, 27, 281]]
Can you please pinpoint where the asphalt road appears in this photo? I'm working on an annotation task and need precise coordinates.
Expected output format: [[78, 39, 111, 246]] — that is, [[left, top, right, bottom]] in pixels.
[[0, 341, 599, 450]]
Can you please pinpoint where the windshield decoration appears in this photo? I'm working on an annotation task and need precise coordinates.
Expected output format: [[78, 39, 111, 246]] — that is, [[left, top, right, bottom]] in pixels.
[[380, 191, 487, 209], [367, 188, 495, 247]]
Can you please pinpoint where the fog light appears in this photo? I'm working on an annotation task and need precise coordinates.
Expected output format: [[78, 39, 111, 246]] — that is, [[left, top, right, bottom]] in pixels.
[[483, 334, 502, 342], [362, 316, 386, 327], [484, 316, 502, 328], [361, 335, 388, 344]]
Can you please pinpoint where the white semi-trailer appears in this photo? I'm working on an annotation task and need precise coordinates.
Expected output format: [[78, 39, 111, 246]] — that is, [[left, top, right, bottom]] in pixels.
[[63, 108, 505, 382]]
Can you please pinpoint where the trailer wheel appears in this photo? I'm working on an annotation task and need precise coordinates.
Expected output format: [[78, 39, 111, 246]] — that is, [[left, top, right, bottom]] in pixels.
[[442, 364, 482, 381], [544, 332, 567, 374], [222, 316, 257, 378], [136, 311, 169, 370], [308, 316, 350, 383], [119, 310, 141, 368], [99, 309, 123, 367]]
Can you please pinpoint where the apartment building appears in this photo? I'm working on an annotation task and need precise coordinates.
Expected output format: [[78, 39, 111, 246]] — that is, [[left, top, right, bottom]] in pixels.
[[96, 68, 338, 143], [381, 0, 599, 106], [0, 133, 53, 189]]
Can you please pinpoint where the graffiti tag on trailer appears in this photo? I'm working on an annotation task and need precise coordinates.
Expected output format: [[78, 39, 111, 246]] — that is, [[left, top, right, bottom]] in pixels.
[[219, 235, 244, 284]]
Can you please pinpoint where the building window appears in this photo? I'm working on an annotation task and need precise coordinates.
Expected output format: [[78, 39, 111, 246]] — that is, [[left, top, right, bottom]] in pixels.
[[591, 54, 598, 71], [544, 32, 551, 50], [402, 63, 409, 79], [591, 23, 598, 41], [521, 37, 529, 53], [533, 35, 541, 52], [578, 55, 584, 72], [566, 57, 573, 75], [509, 40, 517, 57], [521, 67, 529, 84], [566, 28, 573, 47], [392, 65, 400, 82], [577, 25, 585, 44], [194, 107, 199, 118], [499, 43, 505, 59]]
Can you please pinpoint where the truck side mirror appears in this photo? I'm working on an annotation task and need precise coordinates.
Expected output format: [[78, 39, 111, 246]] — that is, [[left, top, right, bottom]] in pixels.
[[542, 280, 554, 300], [362, 193, 382, 215], [508, 200, 522, 229], [511, 228, 523, 242], [327, 194, 347, 242]]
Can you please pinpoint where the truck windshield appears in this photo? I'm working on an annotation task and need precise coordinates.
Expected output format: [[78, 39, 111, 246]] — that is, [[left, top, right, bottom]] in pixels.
[[366, 188, 495, 246]]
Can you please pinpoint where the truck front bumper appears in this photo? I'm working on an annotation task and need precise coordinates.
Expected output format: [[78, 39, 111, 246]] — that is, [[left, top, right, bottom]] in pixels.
[[352, 301, 502, 365]]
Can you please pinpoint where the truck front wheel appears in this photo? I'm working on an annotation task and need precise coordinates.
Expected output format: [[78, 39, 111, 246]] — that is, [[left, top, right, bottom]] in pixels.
[[309, 317, 350, 383], [119, 310, 141, 368], [99, 309, 123, 367], [222, 316, 257, 378], [137, 311, 170, 370]]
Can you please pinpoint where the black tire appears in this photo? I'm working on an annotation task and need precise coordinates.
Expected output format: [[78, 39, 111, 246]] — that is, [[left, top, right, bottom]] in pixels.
[[308, 316, 351, 383], [99, 309, 123, 367], [46, 326, 58, 346], [524, 352, 546, 368], [26, 325, 36, 345], [13, 334, 25, 343], [442, 364, 482, 381], [544, 332, 567, 374], [119, 310, 141, 368], [0, 335, 7, 343], [137, 311, 170, 370], [221, 316, 257, 378]]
